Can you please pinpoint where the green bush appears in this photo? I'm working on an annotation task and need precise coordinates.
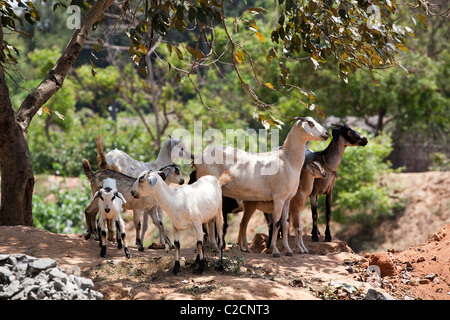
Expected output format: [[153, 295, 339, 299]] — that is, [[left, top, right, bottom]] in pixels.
[[28, 112, 153, 176], [32, 179, 90, 234]]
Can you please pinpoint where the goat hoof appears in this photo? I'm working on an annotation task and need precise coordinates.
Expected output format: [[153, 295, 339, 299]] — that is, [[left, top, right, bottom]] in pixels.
[[272, 252, 281, 258], [286, 251, 294, 257], [138, 246, 144, 252], [172, 261, 181, 276], [311, 236, 319, 242], [215, 263, 224, 272], [124, 248, 131, 259], [196, 259, 207, 274], [100, 246, 106, 257], [324, 237, 332, 242]]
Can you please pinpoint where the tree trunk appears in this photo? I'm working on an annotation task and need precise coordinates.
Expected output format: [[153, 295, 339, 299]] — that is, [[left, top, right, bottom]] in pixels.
[[0, 0, 115, 226], [0, 119, 34, 226], [0, 65, 34, 225]]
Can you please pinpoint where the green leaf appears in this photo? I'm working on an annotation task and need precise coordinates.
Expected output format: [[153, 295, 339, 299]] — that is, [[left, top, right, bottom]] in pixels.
[[417, 13, 428, 29], [90, 59, 97, 77]]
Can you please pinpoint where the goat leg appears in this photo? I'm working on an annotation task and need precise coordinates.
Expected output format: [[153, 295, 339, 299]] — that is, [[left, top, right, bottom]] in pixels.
[[310, 195, 320, 242], [324, 192, 333, 242], [238, 201, 257, 252], [172, 228, 181, 276], [84, 198, 99, 240], [149, 207, 174, 250]]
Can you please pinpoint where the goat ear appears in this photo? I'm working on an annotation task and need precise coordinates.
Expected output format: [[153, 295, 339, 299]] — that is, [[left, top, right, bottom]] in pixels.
[[157, 170, 167, 181], [115, 191, 127, 204], [92, 190, 101, 201], [163, 167, 171, 179], [289, 116, 306, 124], [148, 176, 158, 187], [306, 161, 320, 176]]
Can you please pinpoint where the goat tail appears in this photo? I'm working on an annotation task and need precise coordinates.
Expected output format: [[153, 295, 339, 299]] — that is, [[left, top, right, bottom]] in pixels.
[[218, 170, 233, 188], [95, 134, 108, 169], [82, 159, 94, 182]]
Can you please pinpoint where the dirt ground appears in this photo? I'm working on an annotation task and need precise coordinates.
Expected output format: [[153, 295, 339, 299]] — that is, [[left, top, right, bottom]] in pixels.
[[0, 171, 449, 300]]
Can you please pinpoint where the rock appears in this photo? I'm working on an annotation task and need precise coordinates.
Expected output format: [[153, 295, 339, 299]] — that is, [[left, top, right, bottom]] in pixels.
[[0, 266, 13, 284], [48, 267, 67, 281], [0, 255, 10, 264], [0, 253, 102, 300], [368, 252, 398, 277], [364, 289, 387, 300], [28, 258, 57, 276], [75, 277, 94, 290], [424, 273, 436, 280]]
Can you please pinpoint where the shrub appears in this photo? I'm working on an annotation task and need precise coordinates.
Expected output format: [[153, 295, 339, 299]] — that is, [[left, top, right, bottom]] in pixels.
[[32, 178, 90, 234]]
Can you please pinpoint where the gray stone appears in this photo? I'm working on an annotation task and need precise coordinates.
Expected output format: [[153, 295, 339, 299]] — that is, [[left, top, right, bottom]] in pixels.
[[364, 288, 387, 300], [0, 266, 13, 284], [48, 267, 67, 281], [28, 258, 57, 276], [52, 279, 66, 292], [75, 277, 94, 290], [0, 255, 10, 264], [0, 280, 22, 300], [0, 253, 102, 300]]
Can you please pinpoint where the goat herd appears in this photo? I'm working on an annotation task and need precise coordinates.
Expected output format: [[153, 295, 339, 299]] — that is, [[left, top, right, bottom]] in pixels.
[[82, 117, 368, 275]]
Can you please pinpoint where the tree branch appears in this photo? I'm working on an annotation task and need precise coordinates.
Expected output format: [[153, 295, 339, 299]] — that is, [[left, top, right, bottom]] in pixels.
[[15, 0, 115, 133]]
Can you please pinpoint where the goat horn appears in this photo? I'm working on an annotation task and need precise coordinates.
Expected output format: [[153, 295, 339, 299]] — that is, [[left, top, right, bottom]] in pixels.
[[289, 117, 307, 123]]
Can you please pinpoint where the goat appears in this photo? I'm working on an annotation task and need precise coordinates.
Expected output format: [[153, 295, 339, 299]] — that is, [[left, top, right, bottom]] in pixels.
[[193, 116, 329, 257], [261, 161, 328, 254], [82, 159, 184, 252], [96, 135, 192, 177], [95, 136, 187, 248], [308, 124, 368, 242], [94, 178, 130, 259], [131, 171, 229, 275]]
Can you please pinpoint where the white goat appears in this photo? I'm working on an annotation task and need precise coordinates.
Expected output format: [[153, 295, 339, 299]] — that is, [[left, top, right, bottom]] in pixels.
[[96, 135, 192, 177], [130, 172, 228, 275], [95, 135, 190, 248], [93, 178, 130, 259], [194, 116, 329, 257]]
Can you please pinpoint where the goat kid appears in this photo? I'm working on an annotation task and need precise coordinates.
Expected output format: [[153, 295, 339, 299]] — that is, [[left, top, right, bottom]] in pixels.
[[94, 178, 130, 258], [82, 159, 184, 251], [131, 171, 230, 275], [194, 116, 329, 257], [308, 124, 368, 242]]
